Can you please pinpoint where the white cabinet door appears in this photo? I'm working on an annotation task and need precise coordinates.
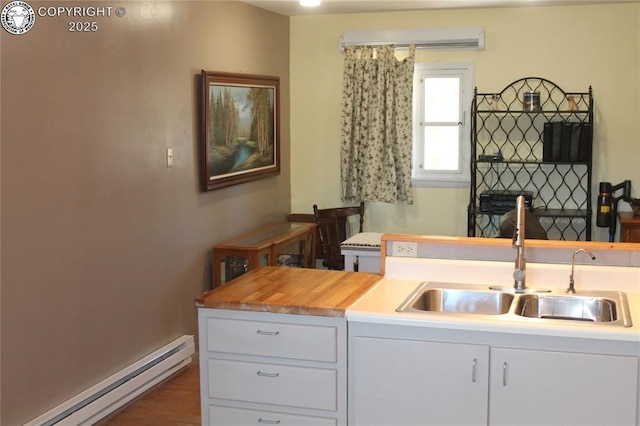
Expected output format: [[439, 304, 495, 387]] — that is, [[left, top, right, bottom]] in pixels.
[[490, 347, 638, 426], [351, 336, 489, 426]]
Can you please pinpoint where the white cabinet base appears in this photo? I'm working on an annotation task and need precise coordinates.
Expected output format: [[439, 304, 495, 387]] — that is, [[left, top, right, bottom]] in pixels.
[[198, 309, 347, 426], [349, 321, 639, 426]]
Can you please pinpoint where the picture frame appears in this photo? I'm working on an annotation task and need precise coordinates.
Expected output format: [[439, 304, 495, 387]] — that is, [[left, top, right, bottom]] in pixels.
[[200, 70, 280, 191]]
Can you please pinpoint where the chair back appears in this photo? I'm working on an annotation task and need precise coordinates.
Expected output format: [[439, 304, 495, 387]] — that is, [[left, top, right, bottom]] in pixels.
[[313, 202, 364, 270]]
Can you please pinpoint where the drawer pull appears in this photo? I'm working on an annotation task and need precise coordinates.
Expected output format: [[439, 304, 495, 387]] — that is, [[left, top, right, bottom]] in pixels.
[[256, 329, 280, 336], [258, 419, 281, 425], [257, 370, 280, 378]]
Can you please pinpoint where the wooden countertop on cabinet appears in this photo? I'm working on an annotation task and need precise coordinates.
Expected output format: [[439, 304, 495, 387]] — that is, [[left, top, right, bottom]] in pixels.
[[195, 266, 381, 317]]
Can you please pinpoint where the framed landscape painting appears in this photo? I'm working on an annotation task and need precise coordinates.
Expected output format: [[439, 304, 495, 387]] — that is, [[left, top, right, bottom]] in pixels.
[[200, 70, 280, 191]]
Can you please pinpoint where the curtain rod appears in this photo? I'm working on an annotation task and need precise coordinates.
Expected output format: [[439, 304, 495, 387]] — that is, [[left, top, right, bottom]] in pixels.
[[339, 27, 485, 52]]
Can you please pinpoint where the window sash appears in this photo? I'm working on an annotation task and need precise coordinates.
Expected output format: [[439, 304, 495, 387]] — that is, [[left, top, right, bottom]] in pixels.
[[412, 63, 473, 188]]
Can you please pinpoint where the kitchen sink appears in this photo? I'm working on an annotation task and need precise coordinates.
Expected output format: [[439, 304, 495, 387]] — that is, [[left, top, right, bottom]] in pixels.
[[396, 283, 633, 327], [396, 283, 514, 315], [514, 291, 633, 327]]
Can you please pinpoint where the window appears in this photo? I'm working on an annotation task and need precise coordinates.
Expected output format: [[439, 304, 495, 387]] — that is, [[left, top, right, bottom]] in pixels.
[[412, 63, 474, 187]]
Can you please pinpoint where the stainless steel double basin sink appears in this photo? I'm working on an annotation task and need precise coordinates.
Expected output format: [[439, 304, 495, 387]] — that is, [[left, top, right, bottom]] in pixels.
[[396, 282, 633, 327]]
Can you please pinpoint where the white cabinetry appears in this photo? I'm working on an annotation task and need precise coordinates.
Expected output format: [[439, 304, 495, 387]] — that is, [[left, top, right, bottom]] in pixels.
[[349, 323, 639, 426], [351, 337, 489, 426], [490, 347, 638, 426], [198, 309, 347, 426]]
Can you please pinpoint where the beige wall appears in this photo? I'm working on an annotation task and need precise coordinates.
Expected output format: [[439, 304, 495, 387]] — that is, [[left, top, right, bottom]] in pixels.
[[290, 2, 640, 241], [0, 1, 290, 424]]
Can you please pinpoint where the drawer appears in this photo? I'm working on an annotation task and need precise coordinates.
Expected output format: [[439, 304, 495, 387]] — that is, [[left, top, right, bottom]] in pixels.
[[207, 358, 337, 411], [206, 317, 337, 362], [208, 405, 337, 426]]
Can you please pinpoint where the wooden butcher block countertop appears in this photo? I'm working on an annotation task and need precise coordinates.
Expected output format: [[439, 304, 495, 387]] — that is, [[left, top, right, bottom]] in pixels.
[[195, 266, 381, 317]]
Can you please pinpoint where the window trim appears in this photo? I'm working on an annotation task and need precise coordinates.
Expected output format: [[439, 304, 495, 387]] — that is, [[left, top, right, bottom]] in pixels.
[[412, 62, 474, 188]]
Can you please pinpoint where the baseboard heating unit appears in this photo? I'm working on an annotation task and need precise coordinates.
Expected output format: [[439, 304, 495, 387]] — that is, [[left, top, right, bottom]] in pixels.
[[24, 335, 195, 426]]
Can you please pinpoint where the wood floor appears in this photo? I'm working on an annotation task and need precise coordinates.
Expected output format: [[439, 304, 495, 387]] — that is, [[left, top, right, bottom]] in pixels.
[[95, 360, 201, 425]]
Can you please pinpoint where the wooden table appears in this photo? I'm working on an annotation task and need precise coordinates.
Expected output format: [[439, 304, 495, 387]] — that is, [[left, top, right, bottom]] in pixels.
[[619, 212, 640, 242], [212, 222, 317, 287]]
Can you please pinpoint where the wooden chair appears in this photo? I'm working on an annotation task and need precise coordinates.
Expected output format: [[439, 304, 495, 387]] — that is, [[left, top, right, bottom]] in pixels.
[[313, 202, 364, 270], [288, 213, 323, 264]]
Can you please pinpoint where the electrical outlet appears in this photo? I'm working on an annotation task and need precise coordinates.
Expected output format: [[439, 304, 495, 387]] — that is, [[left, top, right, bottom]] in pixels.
[[392, 241, 418, 257]]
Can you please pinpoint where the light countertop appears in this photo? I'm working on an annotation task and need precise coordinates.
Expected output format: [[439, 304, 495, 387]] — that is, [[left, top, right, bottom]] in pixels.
[[347, 257, 640, 342]]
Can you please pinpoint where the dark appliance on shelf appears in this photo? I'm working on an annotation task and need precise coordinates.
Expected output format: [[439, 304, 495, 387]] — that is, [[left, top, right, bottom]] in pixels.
[[480, 190, 534, 215]]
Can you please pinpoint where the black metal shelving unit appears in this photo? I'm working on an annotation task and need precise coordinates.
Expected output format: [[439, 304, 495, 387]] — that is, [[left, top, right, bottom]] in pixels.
[[468, 77, 593, 240]]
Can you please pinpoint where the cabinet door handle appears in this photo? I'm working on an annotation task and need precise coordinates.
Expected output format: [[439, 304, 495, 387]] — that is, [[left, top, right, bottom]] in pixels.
[[502, 362, 508, 386], [257, 370, 280, 378], [471, 358, 477, 383], [258, 419, 281, 424], [256, 329, 279, 336]]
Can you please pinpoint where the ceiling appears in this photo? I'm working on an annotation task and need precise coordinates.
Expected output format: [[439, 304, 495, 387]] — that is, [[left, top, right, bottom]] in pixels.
[[240, 0, 640, 16]]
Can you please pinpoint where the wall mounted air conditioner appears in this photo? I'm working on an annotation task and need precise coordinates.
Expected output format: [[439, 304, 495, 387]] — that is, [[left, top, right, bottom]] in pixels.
[[339, 27, 485, 51]]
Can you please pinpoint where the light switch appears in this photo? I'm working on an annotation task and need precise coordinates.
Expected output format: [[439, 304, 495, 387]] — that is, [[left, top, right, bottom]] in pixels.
[[166, 148, 173, 167]]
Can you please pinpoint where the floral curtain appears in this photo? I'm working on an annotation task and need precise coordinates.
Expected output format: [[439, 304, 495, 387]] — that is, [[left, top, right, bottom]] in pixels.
[[340, 45, 416, 204]]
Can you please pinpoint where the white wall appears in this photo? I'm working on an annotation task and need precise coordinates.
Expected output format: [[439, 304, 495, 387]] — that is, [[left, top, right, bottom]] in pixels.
[[290, 3, 640, 241]]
